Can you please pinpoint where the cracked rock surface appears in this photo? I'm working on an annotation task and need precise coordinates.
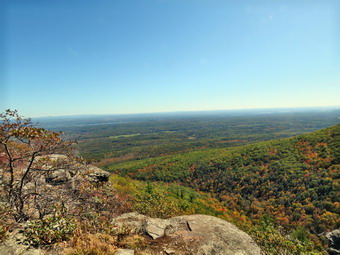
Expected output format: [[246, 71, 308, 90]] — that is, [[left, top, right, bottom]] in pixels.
[[112, 212, 262, 255]]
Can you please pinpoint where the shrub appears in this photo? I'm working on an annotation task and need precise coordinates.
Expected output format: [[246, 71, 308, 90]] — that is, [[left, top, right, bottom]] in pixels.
[[133, 183, 183, 218], [24, 216, 76, 246]]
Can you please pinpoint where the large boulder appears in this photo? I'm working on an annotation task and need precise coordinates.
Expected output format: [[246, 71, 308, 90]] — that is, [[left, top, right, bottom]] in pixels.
[[168, 214, 261, 255], [35, 155, 109, 185], [46, 169, 72, 185], [85, 166, 110, 183], [42, 160, 110, 186], [111, 212, 262, 255], [326, 229, 340, 255]]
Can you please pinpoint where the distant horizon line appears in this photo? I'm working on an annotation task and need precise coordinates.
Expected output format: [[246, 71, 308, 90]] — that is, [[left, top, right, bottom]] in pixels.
[[29, 105, 340, 119]]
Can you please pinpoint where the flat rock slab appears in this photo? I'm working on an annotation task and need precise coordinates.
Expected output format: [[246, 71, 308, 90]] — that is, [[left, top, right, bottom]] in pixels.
[[170, 214, 261, 255], [0, 229, 42, 255], [112, 213, 262, 255]]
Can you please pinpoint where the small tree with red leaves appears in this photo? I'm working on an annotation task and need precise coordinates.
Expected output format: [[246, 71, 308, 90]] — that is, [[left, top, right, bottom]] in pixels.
[[0, 109, 80, 222]]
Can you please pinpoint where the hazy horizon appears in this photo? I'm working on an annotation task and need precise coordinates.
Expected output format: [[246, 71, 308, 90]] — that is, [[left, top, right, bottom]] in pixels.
[[1, 0, 339, 117], [31, 105, 340, 119]]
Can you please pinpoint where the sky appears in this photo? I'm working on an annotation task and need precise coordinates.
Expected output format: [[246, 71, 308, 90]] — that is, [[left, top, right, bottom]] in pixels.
[[1, 0, 339, 117]]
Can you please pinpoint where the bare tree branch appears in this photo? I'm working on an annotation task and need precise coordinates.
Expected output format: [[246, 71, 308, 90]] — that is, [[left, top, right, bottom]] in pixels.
[[0, 109, 81, 222]]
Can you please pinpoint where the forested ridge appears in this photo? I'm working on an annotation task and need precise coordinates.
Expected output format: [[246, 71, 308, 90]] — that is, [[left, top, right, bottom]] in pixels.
[[107, 125, 340, 251]]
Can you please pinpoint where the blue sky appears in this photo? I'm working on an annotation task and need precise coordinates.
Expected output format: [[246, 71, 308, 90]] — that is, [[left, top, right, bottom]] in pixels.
[[1, 0, 339, 117]]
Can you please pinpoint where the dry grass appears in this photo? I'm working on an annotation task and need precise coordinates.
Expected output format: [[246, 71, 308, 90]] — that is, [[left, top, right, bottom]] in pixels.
[[64, 222, 150, 255], [119, 234, 147, 250], [64, 233, 118, 255]]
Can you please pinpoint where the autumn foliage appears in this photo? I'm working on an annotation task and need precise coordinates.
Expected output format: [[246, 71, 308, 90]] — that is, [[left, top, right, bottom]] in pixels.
[[108, 124, 340, 252], [0, 109, 79, 221]]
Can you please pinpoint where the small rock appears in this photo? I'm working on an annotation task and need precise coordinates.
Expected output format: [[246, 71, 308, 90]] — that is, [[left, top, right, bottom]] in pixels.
[[115, 249, 135, 255], [164, 248, 176, 254]]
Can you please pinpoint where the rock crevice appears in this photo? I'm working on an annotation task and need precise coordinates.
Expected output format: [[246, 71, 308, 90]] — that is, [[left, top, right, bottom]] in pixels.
[[112, 212, 262, 255]]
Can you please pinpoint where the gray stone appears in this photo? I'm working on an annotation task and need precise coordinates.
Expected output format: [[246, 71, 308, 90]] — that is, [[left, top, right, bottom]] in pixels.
[[22, 249, 42, 255], [144, 218, 170, 239], [86, 166, 110, 183], [113, 212, 262, 255], [171, 214, 261, 255], [111, 212, 147, 234], [46, 169, 71, 185], [326, 229, 340, 255], [0, 228, 42, 255], [164, 248, 176, 254]]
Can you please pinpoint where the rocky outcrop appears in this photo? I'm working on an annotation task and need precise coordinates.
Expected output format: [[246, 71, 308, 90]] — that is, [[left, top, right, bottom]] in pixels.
[[326, 229, 340, 255], [1, 212, 262, 255], [41, 160, 110, 186], [0, 227, 42, 255], [1, 154, 261, 255], [46, 169, 72, 185], [85, 165, 110, 183], [34, 154, 110, 185], [112, 212, 262, 255]]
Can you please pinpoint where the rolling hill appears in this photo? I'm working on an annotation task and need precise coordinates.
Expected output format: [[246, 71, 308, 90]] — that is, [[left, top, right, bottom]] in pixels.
[[106, 125, 340, 253]]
